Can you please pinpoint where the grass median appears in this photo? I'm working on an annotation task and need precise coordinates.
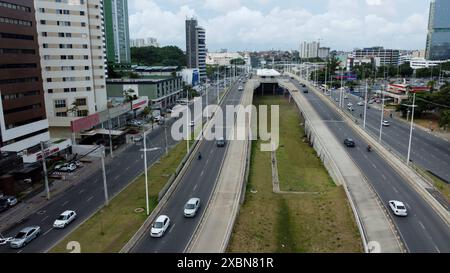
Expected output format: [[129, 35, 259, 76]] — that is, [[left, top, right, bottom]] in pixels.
[[51, 140, 189, 253], [228, 95, 362, 253]]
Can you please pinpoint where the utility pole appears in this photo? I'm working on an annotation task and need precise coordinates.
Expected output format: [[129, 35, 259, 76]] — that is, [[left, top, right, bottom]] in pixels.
[[363, 80, 368, 129], [100, 145, 109, 206], [143, 131, 149, 215], [108, 109, 114, 158], [406, 93, 417, 165], [40, 141, 50, 200], [379, 90, 385, 142]]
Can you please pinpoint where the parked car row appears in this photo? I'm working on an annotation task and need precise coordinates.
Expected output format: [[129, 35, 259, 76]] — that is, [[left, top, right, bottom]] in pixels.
[[54, 160, 82, 173], [0, 196, 18, 213], [150, 198, 201, 238], [5, 210, 77, 249]]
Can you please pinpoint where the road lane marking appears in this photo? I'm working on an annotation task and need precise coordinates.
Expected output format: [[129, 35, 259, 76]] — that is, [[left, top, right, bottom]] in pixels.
[[392, 187, 399, 194], [372, 164, 377, 169], [168, 224, 176, 234], [381, 174, 387, 181], [200, 170, 205, 177], [61, 201, 69, 207], [41, 216, 49, 223], [114, 175, 120, 181], [87, 196, 94, 202], [418, 221, 426, 231], [193, 184, 198, 191], [78, 189, 85, 194], [16, 250, 23, 254], [125, 166, 130, 171], [43, 228, 53, 236]]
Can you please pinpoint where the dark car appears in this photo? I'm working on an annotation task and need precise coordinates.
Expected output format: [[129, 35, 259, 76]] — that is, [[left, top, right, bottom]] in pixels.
[[344, 138, 356, 147], [303, 89, 309, 93], [0, 198, 9, 213], [216, 138, 226, 147]]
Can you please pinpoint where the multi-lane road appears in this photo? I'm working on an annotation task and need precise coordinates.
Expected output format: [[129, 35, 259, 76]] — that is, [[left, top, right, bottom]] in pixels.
[[131, 79, 244, 253], [291, 77, 450, 253], [0, 80, 233, 253], [331, 86, 450, 183]]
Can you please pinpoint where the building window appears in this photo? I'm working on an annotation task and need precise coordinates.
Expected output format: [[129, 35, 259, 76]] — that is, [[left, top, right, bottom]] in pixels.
[[54, 99, 66, 108], [75, 98, 87, 106]]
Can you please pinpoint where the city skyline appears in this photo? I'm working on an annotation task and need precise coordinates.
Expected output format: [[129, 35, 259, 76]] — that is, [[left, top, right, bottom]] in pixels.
[[128, 0, 431, 51]]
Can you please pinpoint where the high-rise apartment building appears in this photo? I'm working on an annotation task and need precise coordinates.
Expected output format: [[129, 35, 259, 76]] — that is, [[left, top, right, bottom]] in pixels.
[[129, 37, 160, 48], [104, 0, 130, 64], [185, 18, 206, 81], [34, 0, 108, 138], [299, 41, 320, 59], [0, 0, 50, 153], [425, 0, 450, 60]]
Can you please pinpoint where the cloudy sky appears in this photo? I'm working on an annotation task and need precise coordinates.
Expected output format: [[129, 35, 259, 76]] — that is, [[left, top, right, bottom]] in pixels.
[[128, 0, 431, 52]]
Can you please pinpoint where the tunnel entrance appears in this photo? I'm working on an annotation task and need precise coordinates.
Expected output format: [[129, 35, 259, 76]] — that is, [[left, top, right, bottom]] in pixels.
[[254, 82, 284, 96]]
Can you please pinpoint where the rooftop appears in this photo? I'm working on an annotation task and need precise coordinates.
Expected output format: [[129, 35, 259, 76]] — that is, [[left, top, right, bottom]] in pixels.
[[256, 69, 281, 77]]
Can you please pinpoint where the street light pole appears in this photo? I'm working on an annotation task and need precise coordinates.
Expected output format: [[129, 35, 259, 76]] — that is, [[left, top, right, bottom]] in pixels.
[[107, 109, 114, 158], [40, 141, 50, 200], [406, 93, 417, 165], [379, 89, 385, 142], [363, 80, 368, 129], [100, 145, 109, 206], [143, 131, 149, 215]]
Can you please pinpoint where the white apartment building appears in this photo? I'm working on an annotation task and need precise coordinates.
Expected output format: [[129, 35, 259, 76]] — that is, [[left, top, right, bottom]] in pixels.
[[34, 0, 108, 138], [206, 52, 243, 66], [300, 41, 320, 59]]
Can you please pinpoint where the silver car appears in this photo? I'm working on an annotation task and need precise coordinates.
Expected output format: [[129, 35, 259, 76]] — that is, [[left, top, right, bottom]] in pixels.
[[10, 226, 41, 248], [184, 198, 201, 218]]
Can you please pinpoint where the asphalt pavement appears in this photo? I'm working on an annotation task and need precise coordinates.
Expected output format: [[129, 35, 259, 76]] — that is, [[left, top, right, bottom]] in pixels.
[[332, 87, 450, 183], [292, 78, 450, 253], [131, 80, 244, 253], [0, 82, 226, 253]]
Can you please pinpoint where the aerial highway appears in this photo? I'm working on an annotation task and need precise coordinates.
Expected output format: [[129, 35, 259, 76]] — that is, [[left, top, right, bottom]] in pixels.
[[130, 79, 244, 253], [290, 77, 450, 253], [332, 86, 450, 184], [0, 83, 225, 253]]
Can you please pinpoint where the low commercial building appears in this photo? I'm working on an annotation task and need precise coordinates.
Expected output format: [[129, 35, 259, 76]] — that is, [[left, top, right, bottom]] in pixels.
[[353, 47, 399, 66], [106, 77, 183, 110], [206, 52, 243, 66], [379, 83, 431, 104], [409, 58, 449, 69], [133, 66, 179, 77]]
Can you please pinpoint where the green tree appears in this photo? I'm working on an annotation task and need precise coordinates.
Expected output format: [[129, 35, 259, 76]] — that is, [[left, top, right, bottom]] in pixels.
[[131, 46, 186, 67]]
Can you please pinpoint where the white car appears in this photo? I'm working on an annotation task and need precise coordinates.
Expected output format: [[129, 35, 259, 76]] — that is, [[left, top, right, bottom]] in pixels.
[[347, 102, 353, 107], [389, 200, 408, 216], [3, 196, 18, 207], [150, 215, 170, 238], [184, 198, 201, 218], [344, 95, 349, 99], [53, 210, 77, 228], [357, 101, 365, 106], [60, 163, 77, 172], [382, 120, 390, 126], [190, 121, 195, 127]]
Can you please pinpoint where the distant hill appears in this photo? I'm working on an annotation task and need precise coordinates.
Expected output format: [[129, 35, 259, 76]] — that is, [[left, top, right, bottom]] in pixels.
[[131, 46, 186, 67]]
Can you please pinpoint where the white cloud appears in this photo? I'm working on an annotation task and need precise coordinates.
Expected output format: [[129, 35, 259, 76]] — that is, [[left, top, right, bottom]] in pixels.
[[204, 0, 241, 12], [128, 0, 429, 51]]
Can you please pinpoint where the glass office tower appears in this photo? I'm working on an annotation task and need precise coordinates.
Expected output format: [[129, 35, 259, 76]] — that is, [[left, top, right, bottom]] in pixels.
[[426, 0, 450, 60]]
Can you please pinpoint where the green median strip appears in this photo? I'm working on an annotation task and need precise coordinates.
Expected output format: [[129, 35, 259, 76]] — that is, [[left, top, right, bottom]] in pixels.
[[228, 95, 362, 253], [50, 140, 189, 253]]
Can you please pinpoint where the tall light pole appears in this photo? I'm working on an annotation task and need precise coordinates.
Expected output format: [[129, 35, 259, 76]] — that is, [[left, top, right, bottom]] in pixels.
[[107, 109, 114, 158], [378, 89, 385, 142], [142, 130, 161, 215], [40, 141, 50, 200], [100, 145, 109, 206], [406, 93, 417, 165], [363, 79, 368, 129]]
